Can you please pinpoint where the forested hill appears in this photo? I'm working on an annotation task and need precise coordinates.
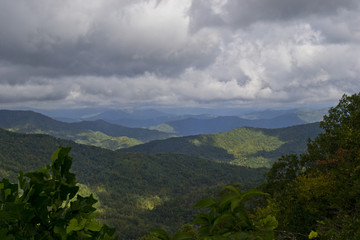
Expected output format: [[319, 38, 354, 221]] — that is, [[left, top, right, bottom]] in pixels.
[[153, 113, 307, 136], [0, 110, 172, 149], [71, 119, 172, 141], [0, 128, 265, 239], [121, 122, 322, 168]]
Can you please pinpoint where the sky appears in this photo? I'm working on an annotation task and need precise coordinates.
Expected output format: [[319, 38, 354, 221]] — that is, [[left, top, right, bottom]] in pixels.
[[0, 0, 359, 110]]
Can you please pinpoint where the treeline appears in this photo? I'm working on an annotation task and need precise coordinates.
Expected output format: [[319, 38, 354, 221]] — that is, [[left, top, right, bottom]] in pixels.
[[147, 93, 360, 240]]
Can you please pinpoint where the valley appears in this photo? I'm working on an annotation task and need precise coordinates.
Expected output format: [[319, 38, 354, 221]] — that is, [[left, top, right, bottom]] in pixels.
[[0, 128, 265, 239], [0, 107, 326, 239]]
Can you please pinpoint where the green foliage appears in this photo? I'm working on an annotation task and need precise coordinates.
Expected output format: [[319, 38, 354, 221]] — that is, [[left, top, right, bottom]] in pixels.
[[262, 93, 360, 239], [75, 131, 142, 150], [123, 123, 321, 168], [149, 185, 277, 240], [0, 147, 116, 240], [0, 129, 266, 239]]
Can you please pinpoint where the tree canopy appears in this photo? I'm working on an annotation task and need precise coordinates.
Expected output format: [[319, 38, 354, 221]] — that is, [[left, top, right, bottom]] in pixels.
[[263, 93, 360, 239]]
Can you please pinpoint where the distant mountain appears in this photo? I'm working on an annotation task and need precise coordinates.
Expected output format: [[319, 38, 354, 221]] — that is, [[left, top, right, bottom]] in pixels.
[[121, 122, 322, 168], [33, 108, 177, 127], [0, 128, 265, 239], [97, 113, 215, 128], [239, 109, 297, 120], [156, 113, 307, 136], [240, 108, 328, 122], [31, 106, 328, 129], [296, 108, 329, 123], [72, 119, 172, 142], [0, 110, 172, 150], [90, 109, 171, 120]]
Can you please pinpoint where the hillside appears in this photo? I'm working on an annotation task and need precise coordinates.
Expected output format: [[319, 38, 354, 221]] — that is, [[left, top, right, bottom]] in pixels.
[[0, 128, 265, 239], [121, 123, 322, 168], [0, 110, 172, 150], [153, 113, 307, 136], [240, 108, 328, 123], [72, 119, 172, 142]]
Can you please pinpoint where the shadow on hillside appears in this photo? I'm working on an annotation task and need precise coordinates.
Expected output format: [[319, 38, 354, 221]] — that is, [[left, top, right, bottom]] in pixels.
[[247, 123, 323, 165], [119, 136, 236, 163]]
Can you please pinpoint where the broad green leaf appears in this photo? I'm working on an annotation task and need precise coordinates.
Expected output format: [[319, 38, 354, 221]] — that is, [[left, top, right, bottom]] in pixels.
[[193, 198, 218, 209], [219, 192, 238, 207], [4, 188, 11, 201], [78, 231, 92, 238], [192, 215, 210, 225], [239, 190, 269, 204], [0, 147, 116, 240], [224, 186, 241, 194], [230, 197, 241, 212], [66, 218, 85, 234], [212, 213, 234, 232], [86, 220, 102, 232], [51, 147, 62, 164], [259, 215, 278, 230]]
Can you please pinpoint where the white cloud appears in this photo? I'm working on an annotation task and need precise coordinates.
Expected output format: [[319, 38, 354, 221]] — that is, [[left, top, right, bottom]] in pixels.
[[0, 0, 359, 109]]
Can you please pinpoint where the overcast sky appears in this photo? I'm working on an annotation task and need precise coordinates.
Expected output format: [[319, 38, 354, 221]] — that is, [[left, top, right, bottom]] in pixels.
[[0, 0, 359, 110]]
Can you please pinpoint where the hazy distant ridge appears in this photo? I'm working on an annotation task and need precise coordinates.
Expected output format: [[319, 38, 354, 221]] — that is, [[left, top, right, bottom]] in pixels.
[[0, 110, 172, 149]]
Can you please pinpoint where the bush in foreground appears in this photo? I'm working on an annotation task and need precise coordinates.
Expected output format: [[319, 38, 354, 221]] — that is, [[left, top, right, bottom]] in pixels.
[[0, 147, 116, 240]]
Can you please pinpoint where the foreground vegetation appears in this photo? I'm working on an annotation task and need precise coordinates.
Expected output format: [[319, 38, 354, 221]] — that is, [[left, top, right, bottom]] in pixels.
[[1, 92, 359, 239], [260, 92, 360, 239], [0, 147, 116, 239], [0, 128, 265, 239]]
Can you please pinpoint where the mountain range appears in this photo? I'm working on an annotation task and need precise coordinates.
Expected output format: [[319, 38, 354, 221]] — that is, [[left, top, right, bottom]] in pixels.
[[121, 122, 322, 168], [153, 113, 308, 136], [25, 106, 328, 130], [0, 107, 328, 238], [0, 110, 172, 150], [0, 127, 265, 239]]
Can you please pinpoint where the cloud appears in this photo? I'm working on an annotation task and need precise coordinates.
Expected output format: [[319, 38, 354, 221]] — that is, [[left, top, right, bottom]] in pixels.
[[189, 0, 360, 30], [0, 0, 220, 78], [0, 0, 359, 108]]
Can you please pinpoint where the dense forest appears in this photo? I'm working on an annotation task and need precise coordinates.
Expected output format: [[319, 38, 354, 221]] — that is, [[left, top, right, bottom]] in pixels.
[[122, 123, 322, 168], [1, 93, 359, 239], [0, 128, 265, 239], [142, 93, 360, 240]]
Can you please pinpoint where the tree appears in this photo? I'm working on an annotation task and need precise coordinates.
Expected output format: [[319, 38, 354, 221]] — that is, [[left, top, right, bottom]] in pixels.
[[263, 93, 360, 239], [148, 185, 277, 240], [0, 147, 116, 240], [306, 92, 360, 165]]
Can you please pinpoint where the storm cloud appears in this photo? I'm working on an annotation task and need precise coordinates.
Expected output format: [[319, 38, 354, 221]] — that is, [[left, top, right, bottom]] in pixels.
[[0, 0, 359, 108]]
